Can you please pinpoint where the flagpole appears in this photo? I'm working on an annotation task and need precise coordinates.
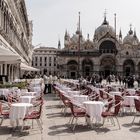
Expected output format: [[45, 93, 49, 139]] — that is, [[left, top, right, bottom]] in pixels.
[[114, 13, 117, 75], [114, 13, 116, 40], [78, 12, 81, 78]]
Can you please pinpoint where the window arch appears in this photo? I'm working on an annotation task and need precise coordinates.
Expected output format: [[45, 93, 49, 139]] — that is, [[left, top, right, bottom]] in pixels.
[[99, 40, 117, 54]]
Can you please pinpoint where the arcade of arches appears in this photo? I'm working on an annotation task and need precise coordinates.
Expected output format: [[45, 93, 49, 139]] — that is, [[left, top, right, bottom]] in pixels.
[[65, 57, 140, 79]]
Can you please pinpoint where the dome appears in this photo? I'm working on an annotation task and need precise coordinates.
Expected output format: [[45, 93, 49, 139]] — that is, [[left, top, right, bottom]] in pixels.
[[94, 17, 116, 41], [71, 34, 79, 43], [83, 39, 94, 50], [71, 32, 85, 44], [123, 29, 139, 45]]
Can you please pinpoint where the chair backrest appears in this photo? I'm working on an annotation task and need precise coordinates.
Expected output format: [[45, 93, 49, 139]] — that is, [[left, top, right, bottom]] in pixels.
[[95, 92, 99, 101], [114, 95, 123, 115], [34, 100, 43, 119], [59, 93, 70, 106], [106, 97, 114, 112], [134, 98, 140, 112], [114, 100, 121, 115], [69, 101, 81, 117], [68, 101, 75, 116], [7, 95, 13, 104], [99, 90, 104, 98], [114, 95, 123, 101], [88, 91, 99, 101], [0, 102, 2, 115], [0, 102, 9, 115]]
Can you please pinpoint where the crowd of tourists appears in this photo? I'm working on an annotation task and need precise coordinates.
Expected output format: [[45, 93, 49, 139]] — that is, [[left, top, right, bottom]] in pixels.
[[79, 74, 140, 89]]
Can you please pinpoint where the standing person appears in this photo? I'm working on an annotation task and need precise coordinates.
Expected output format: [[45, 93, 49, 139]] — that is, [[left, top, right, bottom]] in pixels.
[[53, 75, 58, 85], [107, 75, 111, 84], [43, 74, 48, 94], [48, 75, 53, 93]]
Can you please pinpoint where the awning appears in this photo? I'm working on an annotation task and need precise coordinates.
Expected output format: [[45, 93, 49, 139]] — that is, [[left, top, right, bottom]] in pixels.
[[0, 46, 20, 61], [20, 63, 40, 71]]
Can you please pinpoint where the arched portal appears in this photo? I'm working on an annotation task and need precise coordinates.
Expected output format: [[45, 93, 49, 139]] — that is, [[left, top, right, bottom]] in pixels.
[[67, 60, 78, 79], [138, 62, 140, 77], [82, 59, 93, 78], [100, 56, 116, 78], [123, 59, 135, 76]]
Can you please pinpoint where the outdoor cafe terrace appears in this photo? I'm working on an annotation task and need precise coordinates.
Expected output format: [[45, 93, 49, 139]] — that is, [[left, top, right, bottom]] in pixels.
[[0, 79, 140, 140]]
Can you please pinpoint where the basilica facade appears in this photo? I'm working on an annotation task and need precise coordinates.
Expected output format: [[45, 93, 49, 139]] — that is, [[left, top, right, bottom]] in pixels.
[[57, 17, 140, 79]]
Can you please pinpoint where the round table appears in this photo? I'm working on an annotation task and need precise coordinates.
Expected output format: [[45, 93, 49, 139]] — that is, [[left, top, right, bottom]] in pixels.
[[9, 103, 33, 127], [21, 92, 37, 96], [72, 95, 89, 104], [123, 96, 139, 107], [19, 96, 36, 103], [109, 91, 122, 96], [83, 101, 104, 122]]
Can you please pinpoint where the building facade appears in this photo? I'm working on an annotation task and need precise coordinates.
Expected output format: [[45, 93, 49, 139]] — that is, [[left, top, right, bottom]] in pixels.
[[0, 0, 33, 81], [57, 16, 140, 79], [32, 47, 58, 76]]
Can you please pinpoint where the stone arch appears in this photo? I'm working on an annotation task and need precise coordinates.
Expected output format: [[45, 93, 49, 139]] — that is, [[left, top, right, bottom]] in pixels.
[[100, 56, 116, 78], [82, 59, 93, 78], [123, 59, 135, 76], [67, 60, 78, 79], [99, 40, 117, 54], [137, 62, 140, 77]]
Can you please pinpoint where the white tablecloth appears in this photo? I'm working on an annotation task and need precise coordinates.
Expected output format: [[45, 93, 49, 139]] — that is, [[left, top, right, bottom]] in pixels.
[[123, 96, 139, 107], [19, 96, 36, 103], [72, 95, 89, 104], [9, 103, 33, 126], [126, 89, 136, 95], [109, 91, 122, 96], [0, 88, 9, 97], [83, 101, 104, 122], [21, 91, 37, 96], [67, 90, 80, 97]]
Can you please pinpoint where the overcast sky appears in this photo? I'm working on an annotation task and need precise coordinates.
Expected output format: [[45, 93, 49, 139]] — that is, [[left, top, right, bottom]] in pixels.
[[25, 0, 140, 48]]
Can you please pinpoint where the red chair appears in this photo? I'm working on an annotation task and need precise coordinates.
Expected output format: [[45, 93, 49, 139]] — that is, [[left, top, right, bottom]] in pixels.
[[0, 102, 10, 125], [99, 90, 110, 100], [132, 98, 140, 124], [89, 91, 99, 101], [101, 95, 122, 129], [7, 94, 18, 106], [68, 101, 87, 130], [59, 93, 70, 116], [22, 100, 43, 131], [104, 97, 114, 112]]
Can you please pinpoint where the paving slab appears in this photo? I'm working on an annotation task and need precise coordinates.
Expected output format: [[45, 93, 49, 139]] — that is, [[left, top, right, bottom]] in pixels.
[[0, 93, 140, 140]]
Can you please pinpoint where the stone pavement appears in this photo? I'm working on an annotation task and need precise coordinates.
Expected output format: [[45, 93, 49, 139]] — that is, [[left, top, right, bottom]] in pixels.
[[0, 94, 140, 140]]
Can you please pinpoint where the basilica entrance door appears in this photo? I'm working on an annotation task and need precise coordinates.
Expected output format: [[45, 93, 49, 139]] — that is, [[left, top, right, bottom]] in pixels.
[[67, 60, 78, 79], [123, 59, 135, 76], [100, 56, 116, 78], [70, 71, 76, 79], [85, 66, 90, 77], [82, 59, 93, 78], [104, 69, 110, 78]]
